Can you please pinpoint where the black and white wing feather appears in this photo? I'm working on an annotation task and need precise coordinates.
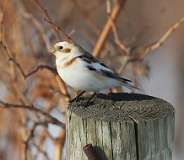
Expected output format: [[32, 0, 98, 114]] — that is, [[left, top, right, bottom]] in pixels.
[[77, 47, 133, 84]]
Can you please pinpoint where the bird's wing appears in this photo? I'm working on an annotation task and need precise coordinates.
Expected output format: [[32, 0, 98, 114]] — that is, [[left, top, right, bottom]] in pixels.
[[98, 69, 132, 83], [77, 49, 109, 68], [77, 47, 132, 83]]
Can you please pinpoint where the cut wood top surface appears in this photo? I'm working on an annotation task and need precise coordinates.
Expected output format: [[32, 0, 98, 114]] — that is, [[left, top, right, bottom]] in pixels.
[[69, 93, 174, 121]]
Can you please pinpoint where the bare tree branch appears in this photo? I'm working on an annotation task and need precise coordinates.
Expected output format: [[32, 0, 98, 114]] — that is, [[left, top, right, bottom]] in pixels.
[[33, 143, 49, 160], [110, 17, 129, 55], [24, 121, 50, 160], [143, 16, 184, 56], [120, 16, 184, 72], [9, 57, 57, 78], [1, 41, 70, 98], [93, 0, 127, 57], [32, 0, 73, 42], [0, 100, 65, 129]]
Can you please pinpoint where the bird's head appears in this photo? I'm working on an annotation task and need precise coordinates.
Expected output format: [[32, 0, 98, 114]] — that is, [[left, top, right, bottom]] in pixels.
[[49, 41, 80, 58]]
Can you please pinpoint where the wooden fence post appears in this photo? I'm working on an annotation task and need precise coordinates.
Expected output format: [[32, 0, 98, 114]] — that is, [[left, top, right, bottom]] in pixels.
[[66, 93, 175, 160]]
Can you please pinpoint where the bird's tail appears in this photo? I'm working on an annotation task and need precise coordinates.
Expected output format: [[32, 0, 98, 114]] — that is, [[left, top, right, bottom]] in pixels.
[[119, 78, 141, 91], [124, 82, 140, 91]]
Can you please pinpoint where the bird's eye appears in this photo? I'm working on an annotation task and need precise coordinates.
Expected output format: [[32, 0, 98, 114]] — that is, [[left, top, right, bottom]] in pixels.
[[58, 46, 63, 50]]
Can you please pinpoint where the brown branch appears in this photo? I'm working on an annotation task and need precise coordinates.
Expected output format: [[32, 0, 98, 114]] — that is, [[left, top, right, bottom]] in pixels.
[[27, 65, 57, 77], [72, 0, 100, 35], [9, 54, 70, 98], [142, 16, 184, 57], [0, 41, 12, 58], [33, 129, 53, 160], [55, 75, 71, 99], [93, 0, 127, 57], [32, 143, 49, 160], [1, 41, 70, 98], [29, 1, 74, 98], [110, 18, 129, 55], [20, 5, 51, 50], [0, 0, 9, 42], [54, 131, 65, 160], [0, 11, 4, 41], [2, 41, 56, 79], [9, 53, 70, 98], [24, 121, 50, 160], [26, 121, 50, 143], [118, 56, 133, 73], [44, 18, 73, 43], [120, 16, 184, 72], [0, 100, 65, 129], [33, 0, 73, 42], [10, 57, 57, 78], [83, 144, 97, 160]]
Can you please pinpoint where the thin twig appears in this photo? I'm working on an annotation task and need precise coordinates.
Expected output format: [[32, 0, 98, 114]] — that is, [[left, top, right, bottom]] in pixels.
[[93, 0, 127, 57], [54, 131, 65, 160], [24, 121, 50, 160], [26, 121, 50, 143], [29, 0, 72, 99], [55, 75, 71, 99], [0, 11, 4, 41], [0, 100, 65, 129], [143, 16, 184, 57], [0, 0, 9, 42], [44, 18, 73, 43], [9, 57, 57, 78], [110, 17, 129, 55], [120, 16, 184, 72], [33, 129, 53, 160], [33, 0, 73, 42], [72, 0, 100, 34], [33, 143, 49, 160], [20, 4, 51, 50], [2, 41, 70, 98]]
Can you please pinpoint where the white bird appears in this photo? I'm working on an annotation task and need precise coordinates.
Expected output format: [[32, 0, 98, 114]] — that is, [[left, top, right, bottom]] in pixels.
[[50, 41, 137, 93]]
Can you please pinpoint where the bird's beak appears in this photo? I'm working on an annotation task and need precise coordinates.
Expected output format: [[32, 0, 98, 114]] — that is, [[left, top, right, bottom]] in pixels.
[[48, 47, 56, 55]]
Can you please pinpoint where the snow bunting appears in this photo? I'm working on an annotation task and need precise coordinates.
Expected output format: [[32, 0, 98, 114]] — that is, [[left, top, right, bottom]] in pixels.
[[50, 41, 137, 92]]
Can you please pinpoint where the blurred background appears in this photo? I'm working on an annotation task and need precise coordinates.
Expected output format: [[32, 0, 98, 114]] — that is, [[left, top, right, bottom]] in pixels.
[[0, 0, 184, 159]]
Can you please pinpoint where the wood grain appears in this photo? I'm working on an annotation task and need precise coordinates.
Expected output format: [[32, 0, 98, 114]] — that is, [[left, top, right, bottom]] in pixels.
[[66, 93, 175, 160]]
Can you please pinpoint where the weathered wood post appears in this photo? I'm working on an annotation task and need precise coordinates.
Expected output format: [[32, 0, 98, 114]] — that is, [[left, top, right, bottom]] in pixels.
[[66, 93, 175, 160]]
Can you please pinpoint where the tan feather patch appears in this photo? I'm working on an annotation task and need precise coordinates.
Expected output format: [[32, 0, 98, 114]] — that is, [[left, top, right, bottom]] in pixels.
[[63, 57, 78, 67], [63, 48, 71, 53]]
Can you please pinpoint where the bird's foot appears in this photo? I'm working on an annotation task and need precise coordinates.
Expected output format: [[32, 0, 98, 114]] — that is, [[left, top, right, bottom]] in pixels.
[[69, 91, 86, 103], [84, 93, 97, 107]]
